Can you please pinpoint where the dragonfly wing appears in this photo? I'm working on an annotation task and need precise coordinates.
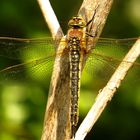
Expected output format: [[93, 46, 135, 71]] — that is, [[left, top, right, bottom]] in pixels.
[[0, 55, 56, 83], [0, 37, 63, 59], [0, 37, 68, 83], [84, 38, 140, 86]]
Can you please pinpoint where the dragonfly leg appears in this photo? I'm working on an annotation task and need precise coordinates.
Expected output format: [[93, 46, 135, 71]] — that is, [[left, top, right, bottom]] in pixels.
[[86, 5, 99, 28]]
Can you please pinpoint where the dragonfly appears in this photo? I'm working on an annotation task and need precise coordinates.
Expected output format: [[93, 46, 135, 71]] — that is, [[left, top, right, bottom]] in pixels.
[[0, 16, 140, 138]]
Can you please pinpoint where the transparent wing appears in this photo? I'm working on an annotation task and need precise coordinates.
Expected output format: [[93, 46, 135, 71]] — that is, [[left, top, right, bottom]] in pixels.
[[0, 37, 62, 59], [0, 37, 67, 83], [84, 37, 140, 86], [0, 56, 56, 82]]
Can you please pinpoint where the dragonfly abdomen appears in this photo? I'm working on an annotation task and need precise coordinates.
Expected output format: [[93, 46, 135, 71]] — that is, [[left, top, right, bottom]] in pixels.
[[69, 37, 81, 138]]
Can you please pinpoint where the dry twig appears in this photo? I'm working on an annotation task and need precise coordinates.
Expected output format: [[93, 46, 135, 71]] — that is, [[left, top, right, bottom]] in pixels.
[[37, 0, 63, 39]]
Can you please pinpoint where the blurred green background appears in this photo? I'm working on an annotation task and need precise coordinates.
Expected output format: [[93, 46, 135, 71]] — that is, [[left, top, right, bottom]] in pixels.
[[0, 0, 140, 140]]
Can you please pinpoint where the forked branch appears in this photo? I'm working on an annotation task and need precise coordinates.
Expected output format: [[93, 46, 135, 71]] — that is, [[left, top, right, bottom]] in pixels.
[[37, 0, 113, 140]]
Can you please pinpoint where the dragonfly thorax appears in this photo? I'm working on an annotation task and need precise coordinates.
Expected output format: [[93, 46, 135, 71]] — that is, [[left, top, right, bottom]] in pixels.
[[67, 16, 86, 41], [67, 16, 87, 51]]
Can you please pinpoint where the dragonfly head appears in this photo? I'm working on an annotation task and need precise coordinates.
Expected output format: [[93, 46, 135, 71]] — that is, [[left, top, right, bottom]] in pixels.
[[68, 16, 86, 28]]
